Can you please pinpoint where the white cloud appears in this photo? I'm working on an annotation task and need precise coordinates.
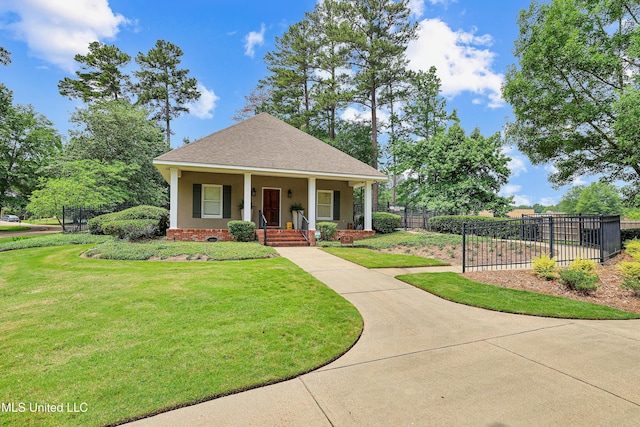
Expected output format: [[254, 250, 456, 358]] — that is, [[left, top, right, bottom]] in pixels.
[[244, 23, 265, 58], [0, 0, 130, 71], [408, 0, 425, 18], [428, 0, 457, 4], [512, 195, 533, 206], [188, 83, 219, 119], [507, 157, 528, 177], [500, 184, 531, 206], [406, 18, 505, 108], [572, 176, 588, 186], [341, 106, 389, 126], [501, 184, 521, 196], [539, 197, 558, 206]]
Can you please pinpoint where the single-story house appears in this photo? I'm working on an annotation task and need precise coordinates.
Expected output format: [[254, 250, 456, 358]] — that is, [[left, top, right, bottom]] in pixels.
[[153, 112, 387, 246]]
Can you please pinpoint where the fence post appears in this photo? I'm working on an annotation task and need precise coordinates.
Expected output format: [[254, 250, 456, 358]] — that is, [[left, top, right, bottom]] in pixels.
[[462, 222, 467, 273], [404, 203, 408, 230], [549, 215, 554, 259], [599, 215, 604, 263]]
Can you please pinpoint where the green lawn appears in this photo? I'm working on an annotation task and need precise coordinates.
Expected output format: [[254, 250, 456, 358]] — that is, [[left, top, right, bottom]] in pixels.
[[322, 247, 449, 268], [317, 230, 462, 249], [0, 245, 362, 427], [398, 272, 639, 320], [22, 218, 61, 226], [0, 225, 30, 232]]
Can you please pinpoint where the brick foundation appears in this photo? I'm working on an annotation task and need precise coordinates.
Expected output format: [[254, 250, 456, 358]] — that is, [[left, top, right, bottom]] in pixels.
[[167, 228, 233, 242]]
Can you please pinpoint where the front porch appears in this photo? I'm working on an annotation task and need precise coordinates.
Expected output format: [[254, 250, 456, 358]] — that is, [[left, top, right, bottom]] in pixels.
[[164, 169, 378, 246]]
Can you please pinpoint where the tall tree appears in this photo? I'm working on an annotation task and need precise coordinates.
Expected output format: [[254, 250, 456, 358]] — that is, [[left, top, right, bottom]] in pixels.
[[557, 182, 623, 214], [503, 0, 640, 202], [403, 123, 512, 215], [232, 83, 272, 122], [339, 0, 418, 206], [0, 92, 62, 210], [262, 19, 318, 131], [134, 40, 201, 145], [308, 0, 353, 140], [66, 100, 168, 206], [391, 67, 453, 204], [58, 41, 132, 102]]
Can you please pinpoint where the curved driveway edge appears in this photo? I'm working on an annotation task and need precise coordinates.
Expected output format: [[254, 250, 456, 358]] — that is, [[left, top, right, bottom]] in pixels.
[[129, 246, 640, 426]]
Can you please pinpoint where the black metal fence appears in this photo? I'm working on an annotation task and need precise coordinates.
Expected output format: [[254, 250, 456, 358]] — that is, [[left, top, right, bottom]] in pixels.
[[462, 214, 621, 272], [61, 204, 135, 233], [353, 203, 445, 230]]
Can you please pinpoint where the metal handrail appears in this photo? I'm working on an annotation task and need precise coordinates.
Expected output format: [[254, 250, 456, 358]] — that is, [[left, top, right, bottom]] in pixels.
[[258, 210, 268, 246], [298, 210, 310, 244]]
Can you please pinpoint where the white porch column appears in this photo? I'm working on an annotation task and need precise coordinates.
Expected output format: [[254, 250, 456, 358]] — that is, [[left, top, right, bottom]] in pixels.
[[364, 180, 373, 231], [169, 168, 179, 229], [243, 172, 252, 222], [307, 177, 316, 230]]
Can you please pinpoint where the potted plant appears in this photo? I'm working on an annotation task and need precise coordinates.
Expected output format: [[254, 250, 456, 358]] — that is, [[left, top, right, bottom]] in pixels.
[[290, 202, 304, 230], [238, 200, 252, 220]]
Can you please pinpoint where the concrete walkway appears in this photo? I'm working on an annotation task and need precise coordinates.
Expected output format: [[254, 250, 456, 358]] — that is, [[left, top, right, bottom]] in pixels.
[[131, 247, 640, 426]]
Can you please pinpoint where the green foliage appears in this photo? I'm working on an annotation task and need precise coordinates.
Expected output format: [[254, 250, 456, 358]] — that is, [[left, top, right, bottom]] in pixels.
[[289, 202, 304, 212], [0, 89, 62, 210], [558, 182, 623, 215], [102, 219, 158, 240], [85, 240, 276, 261], [624, 239, 640, 261], [134, 40, 200, 145], [532, 252, 558, 280], [66, 100, 168, 206], [503, 0, 640, 200], [619, 261, 640, 296], [0, 46, 10, 65], [559, 269, 599, 294], [428, 215, 511, 235], [622, 229, 640, 243], [228, 220, 256, 242], [27, 160, 135, 223], [372, 212, 401, 234], [568, 256, 598, 278], [58, 41, 132, 102], [317, 222, 338, 240], [398, 124, 513, 215], [0, 233, 110, 252], [88, 205, 169, 236]]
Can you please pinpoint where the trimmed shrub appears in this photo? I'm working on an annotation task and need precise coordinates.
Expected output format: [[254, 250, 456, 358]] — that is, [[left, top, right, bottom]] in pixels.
[[619, 261, 640, 296], [317, 222, 337, 240], [372, 212, 401, 234], [102, 219, 158, 241], [622, 229, 640, 244], [228, 220, 256, 242], [559, 269, 599, 294], [428, 215, 517, 236], [568, 256, 598, 278], [624, 239, 640, 261], [532, 252, 557, 280], [88, 205, 169, 236]]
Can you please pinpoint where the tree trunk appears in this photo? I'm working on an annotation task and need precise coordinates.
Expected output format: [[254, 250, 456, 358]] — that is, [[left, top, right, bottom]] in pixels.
[[371, 85, 379, 210]]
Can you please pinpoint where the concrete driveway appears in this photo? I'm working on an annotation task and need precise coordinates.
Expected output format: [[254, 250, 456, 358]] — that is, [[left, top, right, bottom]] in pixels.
[[131, 247, 640, 426]]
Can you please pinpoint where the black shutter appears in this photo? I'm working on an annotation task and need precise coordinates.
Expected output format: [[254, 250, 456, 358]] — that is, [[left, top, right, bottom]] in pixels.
[[193, 184, 202, 218], [223, 185, 232, 219], [333, 191, 340, 220]]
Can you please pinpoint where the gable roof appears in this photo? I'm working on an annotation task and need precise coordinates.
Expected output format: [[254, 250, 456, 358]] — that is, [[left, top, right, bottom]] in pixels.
[[154, 113, 386, 181]]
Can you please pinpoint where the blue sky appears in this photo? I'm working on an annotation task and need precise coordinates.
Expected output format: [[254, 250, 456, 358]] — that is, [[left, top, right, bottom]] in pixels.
[[0, 0, 586, 207]]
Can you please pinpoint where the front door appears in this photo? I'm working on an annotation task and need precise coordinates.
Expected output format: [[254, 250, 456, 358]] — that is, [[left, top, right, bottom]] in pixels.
[[263, 188, 280, 227]]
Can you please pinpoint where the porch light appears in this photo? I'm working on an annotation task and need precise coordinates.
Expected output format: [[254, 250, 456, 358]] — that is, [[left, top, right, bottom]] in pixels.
[[252, 187, 256, 197], [287, 189, 292, 198]]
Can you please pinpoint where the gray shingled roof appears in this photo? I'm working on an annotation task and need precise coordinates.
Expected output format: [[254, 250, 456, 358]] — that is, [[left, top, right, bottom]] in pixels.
[[154, 112, 386, 179]]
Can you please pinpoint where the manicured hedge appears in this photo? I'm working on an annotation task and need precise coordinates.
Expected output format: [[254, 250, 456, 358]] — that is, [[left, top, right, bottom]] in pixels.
[[317, 222, 337, 240], [373, 212, 401, 234], [428, 215, 516, 236], [102, 219, 158, 240], [228, 220, 256, 242], [622, 229, 640, 245], [88, 206, 169, 236]]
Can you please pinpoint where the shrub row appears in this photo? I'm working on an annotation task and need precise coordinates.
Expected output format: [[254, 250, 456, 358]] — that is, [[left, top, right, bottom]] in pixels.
[[533, 254, 600, 294], [373, 212, 401, 234], [620, 239, 640, 296], [88, 206, 169, 240], [428, 215, 517, 236], [317, 222, 337, 240], [622, 228, 640, 243]]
